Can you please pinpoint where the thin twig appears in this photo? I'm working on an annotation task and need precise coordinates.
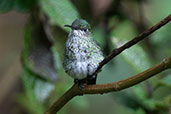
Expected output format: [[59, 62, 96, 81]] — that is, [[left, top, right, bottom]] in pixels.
[[44, 14, 171, 114], [92, 14, 171, 76]]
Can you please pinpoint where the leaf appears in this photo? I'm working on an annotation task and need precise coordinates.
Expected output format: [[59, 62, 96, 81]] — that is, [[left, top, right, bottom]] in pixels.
[[111, 20, 151, 72], [145, 0, 171, 23], [132, 86, 147, 101], [0, 0, 36, 13], [22, 22, 58, 81], [14, 0, 36, 12], [34, 79, 54, 103], [0, 0, 15, 13], [150, 23, 171, 58], [17, 93, 45, 114], [22, 61, 55, 103], [92, 27, 106, 48], [19, 69, 55, 114], [143, 0, 171, 59], [71, 97, 89, 109], [134, 108, 146, 114], [113, 90, 145, 109], [110, 20, 155, 111], [51, 46, 62, 71], [158, 75, 171, 87], [133, 86, 169, 110], [39, 0, 80, 32], [20, 70, 44, 114]]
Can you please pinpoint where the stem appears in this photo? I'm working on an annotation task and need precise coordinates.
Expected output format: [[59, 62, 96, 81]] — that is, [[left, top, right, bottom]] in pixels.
[[44, 84, 78, 114], [44, 14, 171, 114], [45, 58, 171, 114], [80, 58, 171, 94], [92, 14, 171, 76]]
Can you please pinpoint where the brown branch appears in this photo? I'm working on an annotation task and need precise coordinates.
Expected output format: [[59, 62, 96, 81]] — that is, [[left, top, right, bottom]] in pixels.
[[80, 58, 171, 94], [44, 14, 171, 114], [92, 14, 171, 76], [45, 85, 78, 114], [45, 58, 171, 114]]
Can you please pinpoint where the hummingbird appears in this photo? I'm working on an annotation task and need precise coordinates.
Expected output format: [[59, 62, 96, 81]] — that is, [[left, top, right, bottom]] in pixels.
[[63, 19, 104, 86]]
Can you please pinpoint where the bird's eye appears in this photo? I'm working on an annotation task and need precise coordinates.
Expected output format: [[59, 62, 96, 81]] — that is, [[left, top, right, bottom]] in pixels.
[[74, 28, 78, 30], [83, 29, 88, 32]]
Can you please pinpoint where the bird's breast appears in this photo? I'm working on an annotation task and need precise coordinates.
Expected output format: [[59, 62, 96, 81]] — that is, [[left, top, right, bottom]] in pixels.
[[66, 36, 91, 61]]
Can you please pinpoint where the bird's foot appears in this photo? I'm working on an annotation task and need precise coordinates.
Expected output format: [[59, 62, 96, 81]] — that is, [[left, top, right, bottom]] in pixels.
[[74, 79, 79, 83], [74, 79, 87, 89], [87, 75, 97, 85]]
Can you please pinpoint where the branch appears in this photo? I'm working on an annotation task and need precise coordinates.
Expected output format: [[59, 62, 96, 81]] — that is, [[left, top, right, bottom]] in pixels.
[[92, 14, 171, 76], [45, 85, 77, 114], [80, 58, 171, 94], [45, 58, 171, 114], [44, 14, 171, 114]]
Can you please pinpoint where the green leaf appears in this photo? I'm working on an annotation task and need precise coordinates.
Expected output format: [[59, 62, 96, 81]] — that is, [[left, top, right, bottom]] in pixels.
[[71, 97, 89, 110], [22, 22, 58, 81], [110, 20, 155, 111], [39, 0, 79, 32], [113, 90, 145, 109], [133, 86, 169, 110], [17, 93, 45, 114], [0, 0, 36, 13], [0, 0, 15, 13], [51, 46, 62, 71], [34, 79, 54, 103], [158, 75, 171, 87], [145, 0, 171, 23], [19, 69, 55, 114], [92, 27, 106, 48], [19, 70, 45, 114], [14, 0, 36, 12], [134, 108, 146, 114], [150, 23, 171, 58], [132, 86, 147, 100], [22, 65, 55, 103], [111, 20, 151, 72]]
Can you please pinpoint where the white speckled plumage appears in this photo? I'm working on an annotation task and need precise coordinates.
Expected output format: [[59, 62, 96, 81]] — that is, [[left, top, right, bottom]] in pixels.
[[63, 29, 104, 80], [63, 19, 104, 81]]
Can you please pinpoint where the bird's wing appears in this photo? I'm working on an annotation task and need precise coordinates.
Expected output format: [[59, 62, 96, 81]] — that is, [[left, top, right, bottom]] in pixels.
[[92, 39, 104, 56]]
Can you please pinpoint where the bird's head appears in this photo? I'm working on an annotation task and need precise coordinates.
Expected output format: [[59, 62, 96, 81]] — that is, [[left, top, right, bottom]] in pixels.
[[64, 19, 91, 32]]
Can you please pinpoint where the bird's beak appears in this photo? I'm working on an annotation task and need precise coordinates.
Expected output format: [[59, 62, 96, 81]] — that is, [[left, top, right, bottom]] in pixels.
[[64, 25, 72, 28]]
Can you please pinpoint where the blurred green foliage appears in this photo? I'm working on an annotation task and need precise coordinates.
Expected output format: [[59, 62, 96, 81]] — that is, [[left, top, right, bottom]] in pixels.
[[0, 0, 171, 114], [0, 0, 35, 13], [39, 0, 79, 31]]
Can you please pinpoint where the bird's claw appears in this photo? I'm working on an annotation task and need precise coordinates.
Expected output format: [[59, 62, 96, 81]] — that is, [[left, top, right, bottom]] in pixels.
[[74, 79, 87, 89]]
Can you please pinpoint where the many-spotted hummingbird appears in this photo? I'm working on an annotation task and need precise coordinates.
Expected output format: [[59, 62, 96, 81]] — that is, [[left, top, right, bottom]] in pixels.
[[63, 19, 104, 86]]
